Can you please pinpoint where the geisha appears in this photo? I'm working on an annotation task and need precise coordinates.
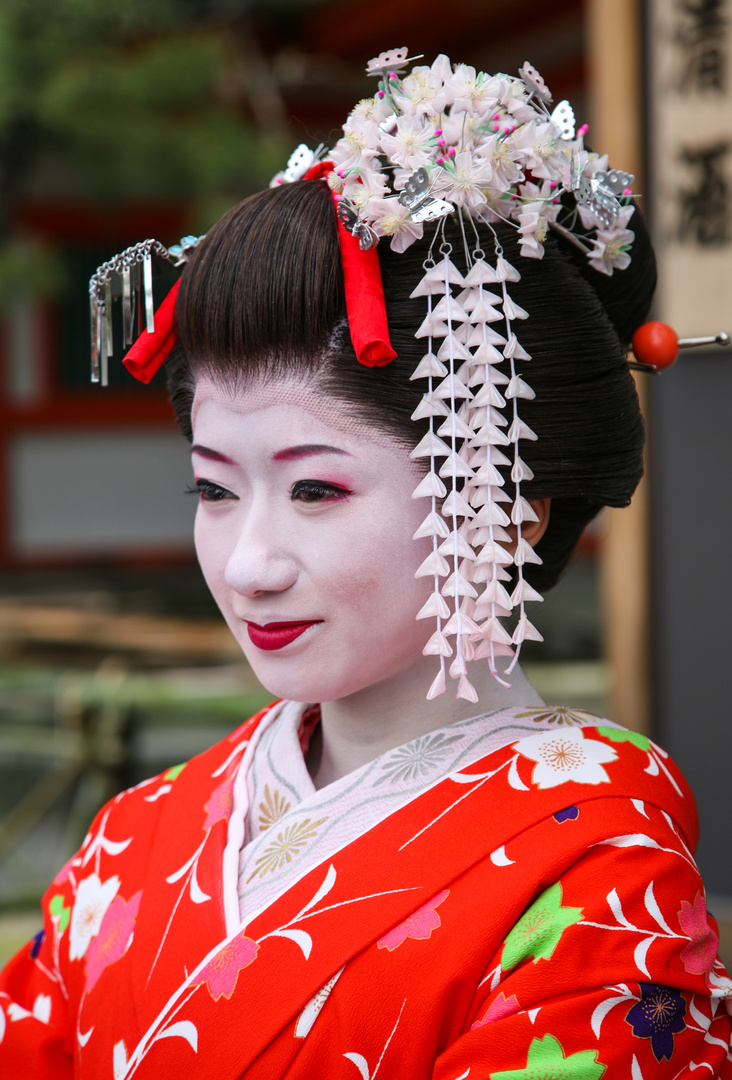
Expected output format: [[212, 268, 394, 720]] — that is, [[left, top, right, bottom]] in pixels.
[[1, 49, 731, 1079]]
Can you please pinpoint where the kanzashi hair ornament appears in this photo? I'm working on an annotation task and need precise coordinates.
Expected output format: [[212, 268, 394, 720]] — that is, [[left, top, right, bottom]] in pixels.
[[89, 236, 202, 385], [630, 322, 731, 372], [92, 48, 725, 700]]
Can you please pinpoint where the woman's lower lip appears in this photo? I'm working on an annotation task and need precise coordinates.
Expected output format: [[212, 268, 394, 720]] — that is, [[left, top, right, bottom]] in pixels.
[[246, 621, 320, 651]]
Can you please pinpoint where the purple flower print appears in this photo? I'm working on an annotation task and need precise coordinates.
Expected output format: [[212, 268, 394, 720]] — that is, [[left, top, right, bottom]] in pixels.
[[553, 806, 579, 823], [30, 929, 45, 958], [626, 983, 686, 1061]]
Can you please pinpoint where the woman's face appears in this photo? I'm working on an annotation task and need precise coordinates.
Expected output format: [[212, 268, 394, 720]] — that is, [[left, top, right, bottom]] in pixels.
[[191, 377, 435, 703]]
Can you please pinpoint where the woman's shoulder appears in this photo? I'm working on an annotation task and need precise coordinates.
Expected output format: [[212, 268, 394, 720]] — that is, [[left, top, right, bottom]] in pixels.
[[489, 706, 699, 849]]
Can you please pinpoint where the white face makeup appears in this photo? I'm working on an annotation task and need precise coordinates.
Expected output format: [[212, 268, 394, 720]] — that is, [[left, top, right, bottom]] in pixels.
[[191, 377, 436, 704]]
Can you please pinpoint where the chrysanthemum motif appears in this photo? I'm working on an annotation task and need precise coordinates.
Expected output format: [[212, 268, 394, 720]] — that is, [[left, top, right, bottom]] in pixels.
[[514, 706, 600, 726], [247, 818, 327, 881], [374, 731, 464, 786], [257, 784, 292, 832]]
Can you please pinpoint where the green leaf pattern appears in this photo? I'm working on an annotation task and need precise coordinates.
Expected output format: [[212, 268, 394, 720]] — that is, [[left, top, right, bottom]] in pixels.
[[502, 883, 583, 970], [491, 1034, 606, 1080]]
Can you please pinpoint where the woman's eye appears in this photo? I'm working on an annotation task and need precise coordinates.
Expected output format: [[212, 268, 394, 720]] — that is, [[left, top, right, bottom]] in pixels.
[[186, 479, 235, 502], [290, 480, 352, 504]]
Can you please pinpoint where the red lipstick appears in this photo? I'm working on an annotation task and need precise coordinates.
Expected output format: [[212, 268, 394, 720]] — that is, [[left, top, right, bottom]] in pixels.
[[246, 620, 320, 651]]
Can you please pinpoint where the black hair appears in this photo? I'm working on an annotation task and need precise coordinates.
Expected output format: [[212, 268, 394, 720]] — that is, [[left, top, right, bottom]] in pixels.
[[169, 178, 655, 591]]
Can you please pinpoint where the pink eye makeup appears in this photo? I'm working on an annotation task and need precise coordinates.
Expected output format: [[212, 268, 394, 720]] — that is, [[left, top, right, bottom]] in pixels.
[[290, 479, 353, 503]]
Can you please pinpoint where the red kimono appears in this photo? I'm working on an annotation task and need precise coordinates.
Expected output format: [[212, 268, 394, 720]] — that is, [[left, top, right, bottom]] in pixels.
[[1, 702, 731, 1078]]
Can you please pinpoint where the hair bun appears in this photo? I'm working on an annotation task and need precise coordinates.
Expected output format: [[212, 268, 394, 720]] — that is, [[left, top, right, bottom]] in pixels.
[[563, 203, 657, 348]]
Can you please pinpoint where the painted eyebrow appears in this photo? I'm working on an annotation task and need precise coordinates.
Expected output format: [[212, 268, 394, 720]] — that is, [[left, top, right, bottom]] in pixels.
[[272, 444, 352, 462], [191, 444, 236, 465]]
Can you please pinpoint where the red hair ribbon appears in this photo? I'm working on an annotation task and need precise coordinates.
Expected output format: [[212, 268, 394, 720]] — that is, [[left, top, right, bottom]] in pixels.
[[123, 278, 180, 384], [303, 161, 396, 367], [122, 162, 396, 384]]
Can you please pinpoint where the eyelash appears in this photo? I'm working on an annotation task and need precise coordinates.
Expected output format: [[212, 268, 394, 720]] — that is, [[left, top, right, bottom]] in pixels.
[[186, 479, 352, 504], [186, 479, 232, 502], [290, 480, 352, 504]]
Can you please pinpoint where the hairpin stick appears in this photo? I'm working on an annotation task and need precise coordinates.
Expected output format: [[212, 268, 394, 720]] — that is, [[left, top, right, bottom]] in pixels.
[[678, 332, 731, 349], [548, 219, 591, 254], [630, 321, 731, 373]]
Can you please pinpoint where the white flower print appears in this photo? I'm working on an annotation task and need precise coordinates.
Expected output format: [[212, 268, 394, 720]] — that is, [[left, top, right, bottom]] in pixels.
[[374, 731, 464, 786], [68, 872, 120, 960], [513, 728, 617, 789], [32, 995, 51, 1024]]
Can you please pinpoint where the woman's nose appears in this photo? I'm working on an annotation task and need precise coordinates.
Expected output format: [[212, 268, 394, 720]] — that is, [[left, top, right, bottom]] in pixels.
[[223, 514, 299, 597]]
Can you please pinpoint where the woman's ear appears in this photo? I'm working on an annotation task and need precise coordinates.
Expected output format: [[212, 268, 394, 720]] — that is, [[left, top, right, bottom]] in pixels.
[[505, 498, 551, 551]]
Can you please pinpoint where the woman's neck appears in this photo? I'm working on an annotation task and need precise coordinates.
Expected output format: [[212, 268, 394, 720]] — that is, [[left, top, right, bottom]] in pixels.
[[308, 659, 543, 789]]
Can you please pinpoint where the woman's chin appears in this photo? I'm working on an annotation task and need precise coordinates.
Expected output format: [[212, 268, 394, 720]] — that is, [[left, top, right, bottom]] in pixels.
[[243, 650, 431, 706]]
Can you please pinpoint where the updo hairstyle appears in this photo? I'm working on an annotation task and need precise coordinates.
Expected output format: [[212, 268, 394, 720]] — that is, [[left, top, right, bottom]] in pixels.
[[168, 179, 656, 592]]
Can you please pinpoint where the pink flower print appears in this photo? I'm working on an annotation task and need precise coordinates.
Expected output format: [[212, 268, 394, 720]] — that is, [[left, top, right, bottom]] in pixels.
[[84, 892, 142, 993], [377, 890, 449, 952], [203, 777, 235, 829], [471, 991, 520, 1029], [192, 933, 259, 1001], [678, 891, 719, 979]]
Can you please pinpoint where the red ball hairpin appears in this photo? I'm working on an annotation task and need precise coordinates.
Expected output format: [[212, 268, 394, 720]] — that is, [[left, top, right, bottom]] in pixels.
[[630, 321, 731, 373]]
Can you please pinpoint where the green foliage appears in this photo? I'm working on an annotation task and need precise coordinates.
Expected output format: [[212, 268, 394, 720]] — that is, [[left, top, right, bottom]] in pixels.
[[0, 238, 65, 306], [0, 0, 291, 293]]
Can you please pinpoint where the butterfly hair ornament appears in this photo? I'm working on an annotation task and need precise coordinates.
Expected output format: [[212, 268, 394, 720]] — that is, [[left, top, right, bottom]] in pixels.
[[285, 50, 640, 700], [89, 49, 729, 699]]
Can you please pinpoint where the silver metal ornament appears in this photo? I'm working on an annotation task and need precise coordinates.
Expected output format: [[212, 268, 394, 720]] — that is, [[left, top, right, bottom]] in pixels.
[[398, 166, 454, 223], [336, 198, 379, 249]]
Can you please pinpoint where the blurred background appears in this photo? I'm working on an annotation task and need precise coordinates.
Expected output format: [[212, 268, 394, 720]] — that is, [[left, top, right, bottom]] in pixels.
[[0, 0, 730, 966]]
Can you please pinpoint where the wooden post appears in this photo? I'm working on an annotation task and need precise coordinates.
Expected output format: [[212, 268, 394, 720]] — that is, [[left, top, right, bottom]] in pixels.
[[586, 0, 651, 735]]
